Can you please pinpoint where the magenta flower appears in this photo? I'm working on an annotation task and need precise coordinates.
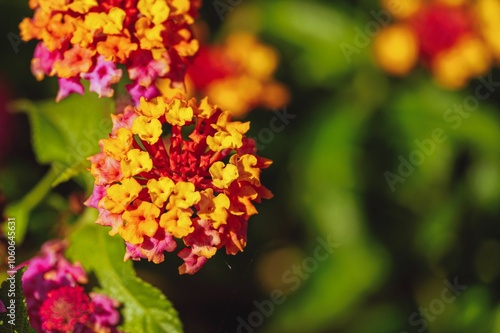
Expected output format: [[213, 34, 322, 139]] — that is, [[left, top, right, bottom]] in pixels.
[[19, 240, 121, 332], [56, 77, 84, 102], [82, 56, 123, 98]]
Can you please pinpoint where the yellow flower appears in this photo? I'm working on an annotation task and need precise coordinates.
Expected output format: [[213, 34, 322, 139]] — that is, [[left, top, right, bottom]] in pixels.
[[198, 189, 230, 228], [174, 29, 199, 57], [97, 35, 138, 63], [209, 162, 238, 189], [160, 208, 194, 238], [147, 177, 175, 208], [120, 201, 160, 244], [373, 24, 418, 76], [84, 8, 126, 35], [101, 128, 133, 162], [101, 178, 143, 214], [381, 0, 421, 19], [69, 16, 94, 48], [138, 0, 171, 25], [132, 115, 163, 145], [52, 45, 95, 78], [67, 0, 98, 14], [120, 149, 153, 178], [170, 0, 191, 15], [477, 0, 500, 59], [225, 33, 278, 80], [207, 111, 250, 151], [166, 182, 201, 210], [25, 12, 75, 51], [196, 97, 217, 119], [135, 17, 166, 51], [163, 32, 289, 118], [230, 154, 262, 186], [205, 76, 261, 117], [35, 0, 67, 12], [165, 99, 194, 126], [138, 96, 168, 119]]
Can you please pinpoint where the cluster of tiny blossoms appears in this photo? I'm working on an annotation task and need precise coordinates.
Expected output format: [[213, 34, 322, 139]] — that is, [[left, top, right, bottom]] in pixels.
[[85, 96, 273, 274], [159, 32, 289, 118], [19, 241, 121, 333], [20, 0, 200, 103], [374, 0, 500, 88]]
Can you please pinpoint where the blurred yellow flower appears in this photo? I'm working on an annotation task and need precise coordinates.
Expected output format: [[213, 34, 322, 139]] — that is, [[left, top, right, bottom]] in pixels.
[[158, 32, 289, 118], [374, 0, 500, 88]]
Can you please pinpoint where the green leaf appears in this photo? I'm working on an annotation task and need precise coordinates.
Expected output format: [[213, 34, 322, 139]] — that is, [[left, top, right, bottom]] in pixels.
[[5, 92, 113, 243], [386, 79, 500, 209], [51, 160, 89, 188], [67, 210, 183, 333], [0, 270, 37, 333], [3, 167, 59, 243], [389, 80, 500, 154], [13, 91, 114, 182], [413, 198, 460, 264]]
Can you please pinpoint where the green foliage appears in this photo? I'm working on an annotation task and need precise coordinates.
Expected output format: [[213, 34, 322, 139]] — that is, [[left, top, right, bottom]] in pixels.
[[0, 271, 36, 333], [13, 92, 113, 190], [67, 210, 183, 333], [388, 80, 500, 207], [13, 94, 113, 167], [3, 167, 59, 243], [4, 93, 113, 243], [262, 100, 389, 333]]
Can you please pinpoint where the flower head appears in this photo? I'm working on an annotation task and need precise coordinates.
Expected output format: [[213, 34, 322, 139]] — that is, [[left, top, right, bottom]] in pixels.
[[20, 240, 121, 332], [159, 32, 289, 118], [374, 0, 499, 88], [39, 286, 94, 332], [86, 96, 273, 274], [20, 0, 201, 104]]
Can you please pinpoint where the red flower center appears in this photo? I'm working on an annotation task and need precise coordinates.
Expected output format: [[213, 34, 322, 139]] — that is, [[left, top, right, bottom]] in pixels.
[[412, 5, 472, 61], [131, 110, 231, 204], [39, 286, 94, 332]]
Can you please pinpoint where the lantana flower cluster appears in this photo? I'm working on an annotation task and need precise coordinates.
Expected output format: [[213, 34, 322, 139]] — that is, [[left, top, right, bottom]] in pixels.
[[159, 32, 289, 118], [85, 96, 273, 274], [19, 241, 121, 333], [374, 0, 500, 88], [20, 0, 201, 103]]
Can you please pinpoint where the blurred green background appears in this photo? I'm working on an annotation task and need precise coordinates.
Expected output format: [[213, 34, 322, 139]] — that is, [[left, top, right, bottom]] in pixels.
[[1, 0, 500, 333]]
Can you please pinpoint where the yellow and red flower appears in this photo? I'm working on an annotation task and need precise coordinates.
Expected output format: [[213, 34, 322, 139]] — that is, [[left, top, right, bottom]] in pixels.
[[159, 32, 289, 118], [374, 0, 500, 88], [20, 0, 201, 103], [85, 96, 273, 274]]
